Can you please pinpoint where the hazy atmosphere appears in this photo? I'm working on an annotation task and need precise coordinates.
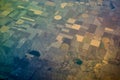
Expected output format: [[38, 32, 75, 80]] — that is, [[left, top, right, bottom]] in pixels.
[[0, 0, 120, 80]]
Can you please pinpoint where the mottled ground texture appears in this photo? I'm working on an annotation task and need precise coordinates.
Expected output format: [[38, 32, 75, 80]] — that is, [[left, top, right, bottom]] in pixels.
[[0, 0, 120, 80]]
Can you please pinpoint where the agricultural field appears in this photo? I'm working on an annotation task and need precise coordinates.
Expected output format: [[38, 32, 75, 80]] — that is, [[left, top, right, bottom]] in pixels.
[[0, 0, 120, 80]]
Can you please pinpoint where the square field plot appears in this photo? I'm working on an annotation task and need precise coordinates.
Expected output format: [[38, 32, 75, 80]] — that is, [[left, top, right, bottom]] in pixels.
[[76, 34, 84, 42], [90, 39, 101, 47], [67, 18, 76, 24]]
